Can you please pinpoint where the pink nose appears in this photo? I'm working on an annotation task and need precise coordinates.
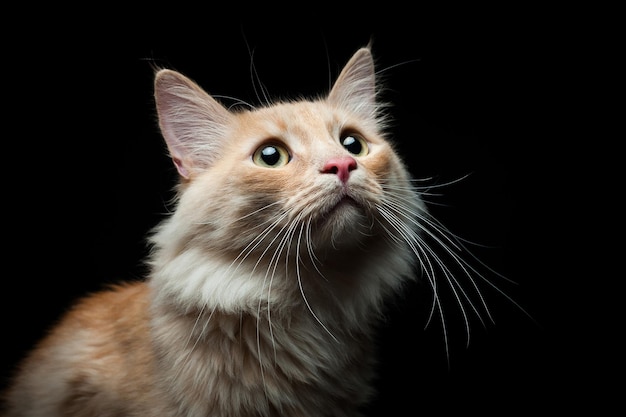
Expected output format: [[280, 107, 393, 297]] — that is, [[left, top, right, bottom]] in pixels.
[[321, 156, 357, 183]]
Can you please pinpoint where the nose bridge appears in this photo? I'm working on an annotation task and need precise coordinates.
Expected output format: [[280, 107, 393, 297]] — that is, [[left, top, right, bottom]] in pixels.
[[292, 104, 339, 157], [292, 104, 357, 181], [306, 121, 359, 184]]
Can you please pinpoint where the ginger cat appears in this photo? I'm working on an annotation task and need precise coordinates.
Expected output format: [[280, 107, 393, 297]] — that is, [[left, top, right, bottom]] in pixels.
[[1, 45, 500, 416]]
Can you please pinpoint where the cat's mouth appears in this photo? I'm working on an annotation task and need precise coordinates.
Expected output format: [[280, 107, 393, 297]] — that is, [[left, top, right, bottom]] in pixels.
[[323, 195, 362, 218], [311, 194, 373, 248]]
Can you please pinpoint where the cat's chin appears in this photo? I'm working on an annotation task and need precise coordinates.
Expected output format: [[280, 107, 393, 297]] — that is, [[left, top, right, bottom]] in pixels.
[[315, 197, 371, 248]]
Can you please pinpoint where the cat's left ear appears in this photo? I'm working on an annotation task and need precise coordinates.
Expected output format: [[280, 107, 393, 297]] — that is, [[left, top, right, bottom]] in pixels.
[[327, 47, 377, 120], [154, 69, 234, 179]]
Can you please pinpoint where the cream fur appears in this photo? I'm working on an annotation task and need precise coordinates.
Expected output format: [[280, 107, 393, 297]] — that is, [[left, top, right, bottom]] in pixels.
[[1, 46, 427, 417]]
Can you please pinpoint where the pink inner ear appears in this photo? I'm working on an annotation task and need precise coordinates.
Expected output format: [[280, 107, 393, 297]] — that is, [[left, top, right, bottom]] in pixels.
[[172, 157, 190, 179]]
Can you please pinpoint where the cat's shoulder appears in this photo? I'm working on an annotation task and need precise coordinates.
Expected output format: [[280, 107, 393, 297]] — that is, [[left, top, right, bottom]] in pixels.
[[67, 280, 150, 320], [40, 281, 151, 344]]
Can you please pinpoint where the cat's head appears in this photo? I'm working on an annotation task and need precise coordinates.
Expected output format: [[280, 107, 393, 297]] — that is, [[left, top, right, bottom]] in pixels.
[[148, 47, 424, 320]]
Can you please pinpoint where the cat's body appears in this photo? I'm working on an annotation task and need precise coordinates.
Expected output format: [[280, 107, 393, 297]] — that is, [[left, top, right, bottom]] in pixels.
[[3, 280, 379, 417], [2, 46, 480, 416]]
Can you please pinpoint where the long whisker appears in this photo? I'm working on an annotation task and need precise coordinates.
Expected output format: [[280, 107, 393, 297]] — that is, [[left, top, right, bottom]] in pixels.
[[304, 217, 324, 279], [227, 210, 290, 276], [295, 217, 338, 343], [409, 173, 473, 190], [252, 213, 297, 404], [262, 212, 304, 363], [382, 195, 490, 331], [232, 200, 285, 223], [378, 172, 535, 365], [385, 185, 516, 318], [171, 303, 217, 384], [376, 203, 451, 364]]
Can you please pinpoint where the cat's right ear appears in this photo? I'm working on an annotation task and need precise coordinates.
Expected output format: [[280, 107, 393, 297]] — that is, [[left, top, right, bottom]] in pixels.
[[328, 47, 378, 122], [154, 69, 233, 179]]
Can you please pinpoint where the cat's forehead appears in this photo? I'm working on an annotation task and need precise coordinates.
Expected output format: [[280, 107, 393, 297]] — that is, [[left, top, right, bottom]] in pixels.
[[234, 100, 366, 145], [250, 101, 330, 128]]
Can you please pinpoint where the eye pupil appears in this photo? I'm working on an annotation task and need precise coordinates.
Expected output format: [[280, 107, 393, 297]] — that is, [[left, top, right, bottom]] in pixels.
[[342, 135, 363, 155], [261, 146, 280, 166], [253, 142, 290, 168]]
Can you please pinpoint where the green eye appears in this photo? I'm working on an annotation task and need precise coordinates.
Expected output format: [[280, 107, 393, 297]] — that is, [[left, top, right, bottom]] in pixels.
[[341, 134, 369, 157], [253, 143, 290, 168]]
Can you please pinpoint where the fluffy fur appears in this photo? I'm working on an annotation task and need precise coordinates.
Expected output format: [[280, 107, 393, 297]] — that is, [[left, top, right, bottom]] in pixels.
[[2, 46, 485, 416]]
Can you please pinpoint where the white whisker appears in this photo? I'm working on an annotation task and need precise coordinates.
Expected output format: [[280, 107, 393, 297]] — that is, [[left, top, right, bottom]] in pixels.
[[376, 203, 451, 363], [382, 195, 489, 328], [305, 217, 327, 280], [229, 210, 290, 275], [211, 94, 255, 111], [295, 218, 338, 343], [171, 303, 217, 384], [232, 200, 285, 223]]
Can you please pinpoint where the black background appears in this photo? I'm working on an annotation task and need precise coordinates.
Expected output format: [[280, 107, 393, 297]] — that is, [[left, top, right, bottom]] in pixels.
[[1, 7, 608, 416]]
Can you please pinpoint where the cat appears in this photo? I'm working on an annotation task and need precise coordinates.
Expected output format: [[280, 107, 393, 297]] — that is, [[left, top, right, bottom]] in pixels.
[[1, 45, 511, 417]]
